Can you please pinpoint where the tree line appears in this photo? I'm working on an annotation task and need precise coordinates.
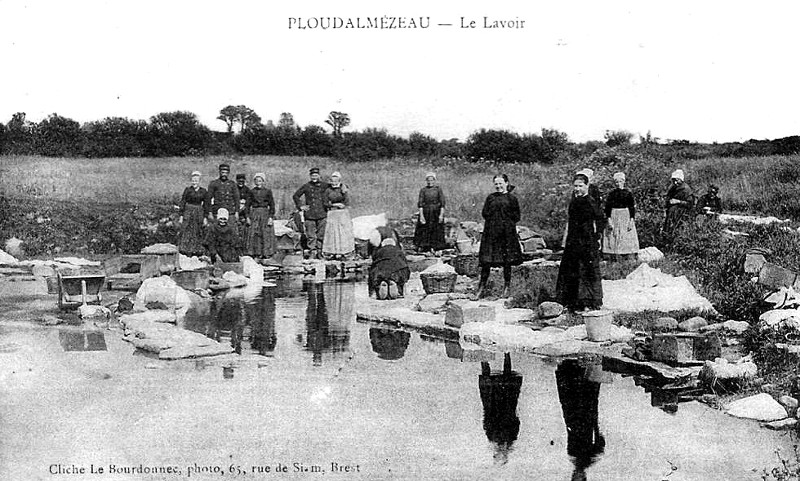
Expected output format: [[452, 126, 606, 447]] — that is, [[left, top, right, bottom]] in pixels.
[[1, 106, 799, 162]]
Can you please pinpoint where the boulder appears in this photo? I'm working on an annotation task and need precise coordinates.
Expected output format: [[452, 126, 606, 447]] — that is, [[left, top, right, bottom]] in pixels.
[[678, 316, 708, 332], [764, 287, 800, 309], [700, 320, 750, 335], [537, 301, 564, 319], [4, 238, 24, 259], [637, 246, 664, 264], [725, 393, 787, 422], [652, 332, 721, 364], [763, 418, 798, 430], [759, 262, 797, 290], [241, 256, 263, 282], [759, 309, 800, 330], [119, 310, 177, 325], [699, 358, 757, 390], [416, 293, 451, 314], [178, 254, 209, 270], [78, 304, 111, 320], [222, 270, 248, 288], [651, 317, 678, 332], [159, 342, 235, 360], [744, 253, 767, 274], [445, 300, 496, 328], [779, 395, 799, 417], [0, 247, 18, 265], [134, 275, 204, 322], [140, 243, 179, 254]]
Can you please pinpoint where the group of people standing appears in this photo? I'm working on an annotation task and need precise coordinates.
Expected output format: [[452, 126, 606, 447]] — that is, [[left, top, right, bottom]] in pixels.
[[177, 164, 356, 263], [178, 163, 276, 263]]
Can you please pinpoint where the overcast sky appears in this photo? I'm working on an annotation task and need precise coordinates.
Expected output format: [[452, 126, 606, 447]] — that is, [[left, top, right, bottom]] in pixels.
[[1, 0, 799, 143]]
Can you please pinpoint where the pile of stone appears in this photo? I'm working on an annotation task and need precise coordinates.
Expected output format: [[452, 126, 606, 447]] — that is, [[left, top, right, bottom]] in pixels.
[[724, 392, 800, 430]]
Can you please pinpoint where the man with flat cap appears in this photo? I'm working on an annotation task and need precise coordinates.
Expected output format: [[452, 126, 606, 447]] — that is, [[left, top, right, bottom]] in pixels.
[[207, 163, 241, 226], [293, 167, 330, 259]]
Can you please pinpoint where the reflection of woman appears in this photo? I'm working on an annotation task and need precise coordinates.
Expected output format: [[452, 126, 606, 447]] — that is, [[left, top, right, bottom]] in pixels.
[[479, 353, 522, 465], [249, 288, 277, 356], [475, 174, 523, 299], [178, 170, 208, 256], [245, 173, 276, 260], [556, 173, 605, 311], [369, 327, 411, 360], [602, 172, 639, 261], [556, 359, 606, 480], [323, 282, 352, 354], [414, 172, 447, 253], [322, 172, 355, 259], [305, 282, 329, 366]]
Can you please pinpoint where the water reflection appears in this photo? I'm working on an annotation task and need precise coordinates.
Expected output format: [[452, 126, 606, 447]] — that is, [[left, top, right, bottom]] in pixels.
[[369, 328, 411, 360], [555, 358, 606, 481], [299, 282, 352, 366], [185, 285, 276, 355], [478, 353, 522, 465]]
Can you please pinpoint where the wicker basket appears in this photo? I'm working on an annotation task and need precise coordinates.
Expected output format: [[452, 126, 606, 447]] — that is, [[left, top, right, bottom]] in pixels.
[[420, 272, 457, 294], [454, 254, 480, 277]]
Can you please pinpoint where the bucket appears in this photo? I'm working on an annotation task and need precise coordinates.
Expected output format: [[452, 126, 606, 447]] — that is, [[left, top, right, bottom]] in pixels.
[[582, 309, 613, 342]]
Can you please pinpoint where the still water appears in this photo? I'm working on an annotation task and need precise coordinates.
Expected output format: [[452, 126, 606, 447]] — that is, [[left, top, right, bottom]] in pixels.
[[180, 278, 791, 480]]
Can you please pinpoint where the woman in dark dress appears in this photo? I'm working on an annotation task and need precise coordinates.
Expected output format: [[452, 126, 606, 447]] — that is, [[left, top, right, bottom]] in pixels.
[[414, 172, 447, 253], [203, 208, 242, 263], [178, 170, 208, 256], [245, 172, 276, 260], [475, 174, 523, 299], [556, 173, 605, 311], [368, 238, 411, 299], [662, 169, 695, 241]]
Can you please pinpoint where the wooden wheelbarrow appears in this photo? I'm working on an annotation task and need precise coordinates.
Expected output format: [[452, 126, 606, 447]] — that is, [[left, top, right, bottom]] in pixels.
[[57, 272, 106, 310]]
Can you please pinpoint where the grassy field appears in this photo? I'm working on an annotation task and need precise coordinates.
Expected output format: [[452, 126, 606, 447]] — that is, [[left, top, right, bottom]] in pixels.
[[3, 152, 800, 396]]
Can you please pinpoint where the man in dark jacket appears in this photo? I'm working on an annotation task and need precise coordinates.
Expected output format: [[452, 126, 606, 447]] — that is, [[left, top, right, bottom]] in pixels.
[[207, 163, 241, 225], [292, 167, 329, 259]]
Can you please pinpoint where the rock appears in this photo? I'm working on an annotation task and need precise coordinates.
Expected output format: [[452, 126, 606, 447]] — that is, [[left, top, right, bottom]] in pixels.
[[637, 246, 664, 264], [31, 264, 56, 277], [461, 349, 495, 362], [117, 297, 135, 312], [534, 340, 585, 357], [145, 300, 169, 310], [78, 304, 111, 320], [40, 314, 64, 326], [699, 358, 758, 390], [537, 301, 564, 319], [4, 238, 23, 259], [779, 396, 799, 417], [159, 342, 235, 360], [444, 300, 495, 328], [759, 309, 800, 330], [763, 418, 798, 430], [744, 253, 767, 274], [222, 270, 248, 288], [208, 277, 231, 291], [178, 254, 208, 270], [759, 262, 797, 290], [726, 393, 787, 421], [653, 333, 721, 364], [678, 316, 708, 332], [651, 317, 678, 332], [140, 243, 179, 254], [119, 310, 177, 325], [416, 293, 451, 313], [136, 276, 193, 312], [241, 256, 264, 283], [282, 255, 303, 267], [700, 320, 750, 335]]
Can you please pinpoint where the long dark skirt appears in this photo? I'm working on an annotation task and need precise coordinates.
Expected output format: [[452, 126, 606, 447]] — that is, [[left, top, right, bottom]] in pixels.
[[414, 206, 447, 251], [179, 204, 205, 256], [555, 245, 603, 309], [246, 207, 276, 258]]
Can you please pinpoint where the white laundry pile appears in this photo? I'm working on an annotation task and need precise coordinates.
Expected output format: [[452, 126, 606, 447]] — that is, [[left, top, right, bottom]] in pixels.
[[602, 263, 715, 313]]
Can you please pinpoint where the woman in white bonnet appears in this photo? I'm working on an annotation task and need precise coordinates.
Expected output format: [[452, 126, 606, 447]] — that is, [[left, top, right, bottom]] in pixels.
[[414, 171, 447, 253], [662, 169, 695, 241], [322, 171, 355, 259], [602, 172, 639, 261]]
